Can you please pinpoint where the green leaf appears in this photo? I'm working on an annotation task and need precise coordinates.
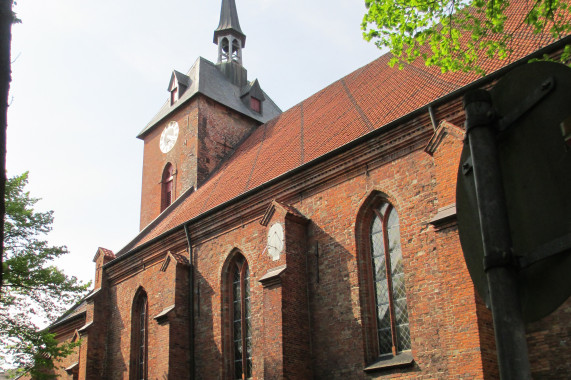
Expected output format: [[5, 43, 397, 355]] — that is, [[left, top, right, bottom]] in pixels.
[[361, 0, 571, 74]]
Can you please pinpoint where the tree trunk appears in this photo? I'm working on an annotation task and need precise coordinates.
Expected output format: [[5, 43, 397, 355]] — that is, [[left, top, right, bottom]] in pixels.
[[0, 0, 13, 295]]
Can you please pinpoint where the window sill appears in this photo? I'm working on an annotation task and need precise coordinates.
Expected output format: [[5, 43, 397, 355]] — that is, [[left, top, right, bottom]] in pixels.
[[364, 351, 414, 372], [429, 203, 457, 229]]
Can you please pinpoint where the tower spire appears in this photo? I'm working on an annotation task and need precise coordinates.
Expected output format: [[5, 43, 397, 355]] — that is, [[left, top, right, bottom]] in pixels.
[[214, 0, 246, 64]]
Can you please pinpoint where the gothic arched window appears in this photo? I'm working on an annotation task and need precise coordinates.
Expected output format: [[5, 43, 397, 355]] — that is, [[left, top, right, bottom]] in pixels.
[[370, 202, 410, 356], [161, 163, 174, 212], [227, 254, 252, 379], [130, 289, 148, 380]]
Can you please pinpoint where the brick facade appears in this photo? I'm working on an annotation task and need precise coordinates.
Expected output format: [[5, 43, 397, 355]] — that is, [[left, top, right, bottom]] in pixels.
[[49, 105, 571, 380], [45, 2, 571, 378], [56, 105, 569, 379]]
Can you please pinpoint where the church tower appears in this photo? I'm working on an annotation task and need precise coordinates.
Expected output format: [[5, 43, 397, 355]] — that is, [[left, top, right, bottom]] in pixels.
[[136, 0, 281, 230]]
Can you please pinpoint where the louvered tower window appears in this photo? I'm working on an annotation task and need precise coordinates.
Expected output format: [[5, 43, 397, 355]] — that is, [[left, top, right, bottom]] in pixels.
[[231, 257, 252, 379], [370, 202, 410, 355]]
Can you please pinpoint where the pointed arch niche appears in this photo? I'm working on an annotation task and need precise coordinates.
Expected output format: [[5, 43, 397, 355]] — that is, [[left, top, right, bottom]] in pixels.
[[130, 288, 148, 380], [221, 250, 252, 379], [355, 192, 413, 370]]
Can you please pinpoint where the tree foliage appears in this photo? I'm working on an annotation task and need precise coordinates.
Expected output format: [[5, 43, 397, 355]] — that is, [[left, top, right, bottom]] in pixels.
[[1, 172, 89, 379], [362, 0, 571, 74]]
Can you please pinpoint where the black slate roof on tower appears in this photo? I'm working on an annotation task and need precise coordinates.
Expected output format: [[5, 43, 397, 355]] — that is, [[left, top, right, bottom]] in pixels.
[[137, 58, 281, 138]]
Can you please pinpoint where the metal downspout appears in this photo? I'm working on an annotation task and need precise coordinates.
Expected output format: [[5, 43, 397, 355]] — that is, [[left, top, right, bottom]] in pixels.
[[428, 105, 438, 131], [184, 224, 195, 379]]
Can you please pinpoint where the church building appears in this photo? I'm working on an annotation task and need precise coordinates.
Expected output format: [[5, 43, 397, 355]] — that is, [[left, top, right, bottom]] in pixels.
[[46, 0, 571, 379]]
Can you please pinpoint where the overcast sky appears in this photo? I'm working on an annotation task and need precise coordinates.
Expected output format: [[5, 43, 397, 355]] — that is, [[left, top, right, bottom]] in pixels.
[[7, 0, 382, 286]]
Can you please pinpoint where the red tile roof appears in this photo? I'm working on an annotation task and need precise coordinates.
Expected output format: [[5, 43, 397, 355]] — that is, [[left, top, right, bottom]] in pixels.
[[122, 1, 568, 254]]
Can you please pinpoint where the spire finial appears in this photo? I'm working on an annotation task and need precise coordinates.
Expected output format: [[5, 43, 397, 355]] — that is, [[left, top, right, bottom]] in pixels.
[[214, 0, 246, 64]]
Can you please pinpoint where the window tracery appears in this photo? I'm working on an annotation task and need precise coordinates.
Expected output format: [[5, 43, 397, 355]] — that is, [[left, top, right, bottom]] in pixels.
[[370, 202, 410, 355], [225, 253, 252, 379], [357, 195, 412, 365]]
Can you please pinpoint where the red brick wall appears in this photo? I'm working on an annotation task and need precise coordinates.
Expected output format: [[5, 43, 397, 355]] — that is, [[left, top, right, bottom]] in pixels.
[[180, 124, 494, 379], [196, 96, 260, 186], [526, 297, 571, 379], [102, 249, 189, 379], [431, 121, 465, 208], [299, 148, 479, 379], [49, 317, 84, 380], [430, 121, 498, 378], [193, 222, 269, 379], [282, 216, 312, 379], [168, 262, 191, 377], [77, 334, 88, 380], [81, 252, 112, 380], [140, 100, 199, 229], [50, 86, 568, 380], [261, 283, 284, 378]]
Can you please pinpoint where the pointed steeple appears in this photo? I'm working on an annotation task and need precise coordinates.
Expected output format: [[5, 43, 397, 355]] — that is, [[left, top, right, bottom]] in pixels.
[[214, 0, 246, 46], [214, 0, 246, 65]]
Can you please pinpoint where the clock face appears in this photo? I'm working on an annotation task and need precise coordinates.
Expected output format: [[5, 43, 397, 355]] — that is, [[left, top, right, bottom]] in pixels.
[[267, 222, 284, 261], [160, 121, 179, 153]]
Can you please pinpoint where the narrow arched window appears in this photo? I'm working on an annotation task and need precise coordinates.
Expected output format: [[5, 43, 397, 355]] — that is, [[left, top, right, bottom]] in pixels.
[[230, 256, 251, 379], [130, 290, 148, 380], [161, 163, 174, 212], [370, 202, 410, 356]]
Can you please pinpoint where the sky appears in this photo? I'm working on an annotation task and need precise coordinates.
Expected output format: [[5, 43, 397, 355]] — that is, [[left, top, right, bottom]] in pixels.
[[7, 0, 382, 286]]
